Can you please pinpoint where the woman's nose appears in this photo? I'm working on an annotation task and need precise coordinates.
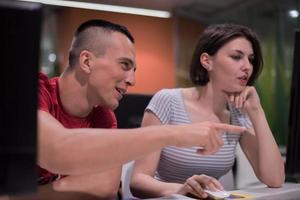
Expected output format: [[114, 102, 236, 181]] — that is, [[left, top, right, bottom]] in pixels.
[[242, 58, 252, 71]]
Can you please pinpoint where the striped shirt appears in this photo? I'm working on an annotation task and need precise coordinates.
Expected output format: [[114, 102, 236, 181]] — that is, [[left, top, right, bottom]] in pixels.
[[146, 88, 252, 183]]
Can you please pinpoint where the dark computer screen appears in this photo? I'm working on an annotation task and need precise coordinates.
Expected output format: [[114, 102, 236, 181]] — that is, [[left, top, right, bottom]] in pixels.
[[114, 94, 152, 128], [0, 0, 42, 195], [285, 30, 300, 183]]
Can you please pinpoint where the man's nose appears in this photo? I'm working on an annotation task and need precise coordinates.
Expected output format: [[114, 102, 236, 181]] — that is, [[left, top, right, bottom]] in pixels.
[[125, 70, 136, 86]]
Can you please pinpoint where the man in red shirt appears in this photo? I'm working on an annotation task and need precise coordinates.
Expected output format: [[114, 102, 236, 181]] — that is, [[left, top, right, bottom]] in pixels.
[[9, 19, 245, 200], [37, 19, 131, 200]]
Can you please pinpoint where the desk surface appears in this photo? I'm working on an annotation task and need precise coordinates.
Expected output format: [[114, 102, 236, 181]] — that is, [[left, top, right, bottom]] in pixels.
[[231, 182, 300, 200], [144, 182, 300, 200]]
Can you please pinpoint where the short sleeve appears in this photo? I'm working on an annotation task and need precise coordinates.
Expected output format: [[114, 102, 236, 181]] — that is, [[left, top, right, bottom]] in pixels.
[[146, 89, 173, 124], [228, 103, 253, 129]]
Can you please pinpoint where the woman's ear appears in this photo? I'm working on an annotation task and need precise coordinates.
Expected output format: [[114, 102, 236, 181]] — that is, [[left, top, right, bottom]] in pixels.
[[200, 53, 212, 71], [79, 50, 94, 74]]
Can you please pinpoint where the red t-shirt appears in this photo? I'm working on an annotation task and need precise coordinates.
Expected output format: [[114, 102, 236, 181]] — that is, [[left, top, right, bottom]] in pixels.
[[38, 72, 117, 184]]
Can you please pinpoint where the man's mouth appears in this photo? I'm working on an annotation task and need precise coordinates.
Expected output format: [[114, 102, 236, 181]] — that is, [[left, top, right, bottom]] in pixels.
[[115, 88, 126, 99]]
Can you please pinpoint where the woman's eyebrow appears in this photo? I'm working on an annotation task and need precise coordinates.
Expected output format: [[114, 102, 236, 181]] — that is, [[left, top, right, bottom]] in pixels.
[[232, 49, 254, 56]]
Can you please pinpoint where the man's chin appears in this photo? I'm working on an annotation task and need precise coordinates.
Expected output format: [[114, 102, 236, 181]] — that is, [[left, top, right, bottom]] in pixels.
[[110, 101, 119, 110], [99, 100, 119, 110]]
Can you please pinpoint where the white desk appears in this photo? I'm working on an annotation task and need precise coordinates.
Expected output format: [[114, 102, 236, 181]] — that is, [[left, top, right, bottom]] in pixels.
[[230, 182, 300, 200], [143, 182, 300, 199]]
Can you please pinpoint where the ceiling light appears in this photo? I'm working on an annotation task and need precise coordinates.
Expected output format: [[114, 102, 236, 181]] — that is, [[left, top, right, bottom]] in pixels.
[[18, 0, 171, 18], [288, 9, 299, 18], [48, 53, 57, 63]]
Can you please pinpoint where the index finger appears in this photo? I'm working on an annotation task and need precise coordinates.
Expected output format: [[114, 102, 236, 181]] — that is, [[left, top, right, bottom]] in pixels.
[[213, 123, 246, 133]]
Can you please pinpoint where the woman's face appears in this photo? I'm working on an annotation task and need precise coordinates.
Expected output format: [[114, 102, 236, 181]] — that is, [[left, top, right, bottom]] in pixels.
[[208, 37, 254, 93]]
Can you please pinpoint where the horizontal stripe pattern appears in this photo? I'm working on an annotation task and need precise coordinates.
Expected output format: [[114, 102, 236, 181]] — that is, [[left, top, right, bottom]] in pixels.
[[146, 89, 252, 183]]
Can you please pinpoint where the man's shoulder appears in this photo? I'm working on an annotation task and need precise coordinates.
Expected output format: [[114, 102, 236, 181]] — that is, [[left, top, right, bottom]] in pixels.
[[38, 72, 59, 89], [38, 72, 49, 84]]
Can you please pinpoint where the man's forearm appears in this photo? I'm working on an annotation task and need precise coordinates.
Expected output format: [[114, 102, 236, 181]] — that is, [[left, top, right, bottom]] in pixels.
[[41, 125, 172, 175], [8, 184, 100, 200]]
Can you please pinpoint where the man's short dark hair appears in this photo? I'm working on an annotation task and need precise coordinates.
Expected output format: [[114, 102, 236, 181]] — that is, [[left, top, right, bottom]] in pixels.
[[75, 19, 134, 43], [68, 19, 134, 67]]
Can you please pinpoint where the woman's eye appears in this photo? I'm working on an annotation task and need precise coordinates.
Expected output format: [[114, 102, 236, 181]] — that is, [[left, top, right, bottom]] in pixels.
[[231, 55, 242, 60], [249, 57, 254, 64]]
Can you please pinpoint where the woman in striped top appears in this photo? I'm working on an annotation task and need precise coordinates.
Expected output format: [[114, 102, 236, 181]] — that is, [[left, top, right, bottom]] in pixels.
[[130, 24, 285, 199]]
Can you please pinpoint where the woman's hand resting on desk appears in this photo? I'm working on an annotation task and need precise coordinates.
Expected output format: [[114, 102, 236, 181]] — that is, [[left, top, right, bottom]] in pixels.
[[226, 86, 261, 114], [176, 174, 223, 199]]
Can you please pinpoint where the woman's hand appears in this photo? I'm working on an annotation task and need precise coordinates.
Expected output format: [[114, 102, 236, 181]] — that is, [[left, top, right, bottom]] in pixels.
[[227, 86, 261, 113], [176, 175, 223, 199]]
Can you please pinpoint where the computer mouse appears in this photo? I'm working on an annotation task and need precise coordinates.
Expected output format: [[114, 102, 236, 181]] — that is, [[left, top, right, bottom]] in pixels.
[[204, 189, 231, 199]]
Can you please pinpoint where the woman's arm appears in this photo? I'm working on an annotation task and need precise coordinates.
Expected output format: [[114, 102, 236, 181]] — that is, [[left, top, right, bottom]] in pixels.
[[229, 86, 285, 187], [130, 111, 223, 199], [131, 111, 180, 198]]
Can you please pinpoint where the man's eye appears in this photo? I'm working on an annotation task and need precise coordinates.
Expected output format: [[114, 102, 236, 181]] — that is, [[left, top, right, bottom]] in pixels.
[[121, 62, 130, 70]]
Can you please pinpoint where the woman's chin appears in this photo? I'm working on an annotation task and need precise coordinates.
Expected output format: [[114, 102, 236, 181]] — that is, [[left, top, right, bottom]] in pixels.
[[223, 88, 244, 94]]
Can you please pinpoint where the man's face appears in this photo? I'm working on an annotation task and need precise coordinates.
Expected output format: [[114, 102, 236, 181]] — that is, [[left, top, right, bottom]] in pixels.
[[87, 32, 136, 110]]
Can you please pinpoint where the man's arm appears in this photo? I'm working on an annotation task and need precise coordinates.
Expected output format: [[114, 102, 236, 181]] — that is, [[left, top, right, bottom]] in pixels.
[[38, 110, 245, 175], [9, 167, 121, 200], [52, 167, 122, 199], [38, 110, 171, 175], [8, 184, 99, 200]]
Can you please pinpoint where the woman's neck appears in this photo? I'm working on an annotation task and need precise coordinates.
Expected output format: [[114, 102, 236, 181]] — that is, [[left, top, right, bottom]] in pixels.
[[193, 83, 228, 115]]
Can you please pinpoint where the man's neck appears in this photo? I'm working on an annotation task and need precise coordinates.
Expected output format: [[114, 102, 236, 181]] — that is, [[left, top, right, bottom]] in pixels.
[[58, 70, 93, 118]]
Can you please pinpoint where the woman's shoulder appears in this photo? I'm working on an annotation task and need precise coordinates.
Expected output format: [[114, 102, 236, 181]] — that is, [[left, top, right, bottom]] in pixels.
[[156, 88, 181, 95], [151, 88, 182, 100], [148, 88, 186, 110], [228, 103, 245, 117], [155, 87, 192, 97], [228, 103, 252, 128]]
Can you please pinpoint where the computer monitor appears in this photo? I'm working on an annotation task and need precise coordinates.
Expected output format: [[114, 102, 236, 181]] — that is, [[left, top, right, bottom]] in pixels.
[[0, 0, 42, 195], [285, 30, 300, 183], [114, 94, 152, 128]]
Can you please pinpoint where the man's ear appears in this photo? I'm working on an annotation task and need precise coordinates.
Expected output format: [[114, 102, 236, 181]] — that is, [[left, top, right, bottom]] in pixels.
[[200, 53, 212, 71], [79, 50, 94, 74]]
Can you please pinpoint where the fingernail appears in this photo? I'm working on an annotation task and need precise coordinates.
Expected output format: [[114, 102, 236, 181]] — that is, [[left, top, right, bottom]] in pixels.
[[202, 193, 208, 198]]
